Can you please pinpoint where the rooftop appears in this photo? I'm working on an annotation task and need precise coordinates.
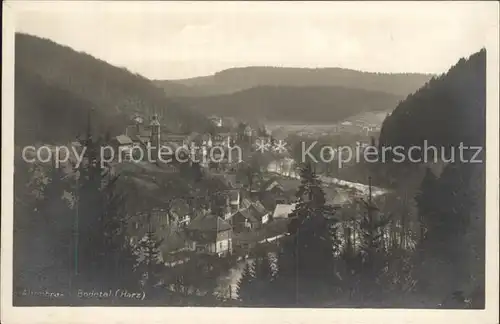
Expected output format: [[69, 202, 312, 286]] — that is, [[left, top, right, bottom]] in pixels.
[[272, 203, 297, 219], [233, 208, 259, 223], [262, 177, 299, 193], [114, 134, 133, 145], [188, 213, 232, 233]]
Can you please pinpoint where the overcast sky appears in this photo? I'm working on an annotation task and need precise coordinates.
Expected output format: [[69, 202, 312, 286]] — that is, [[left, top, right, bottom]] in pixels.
[[13, 1, 494, 80]]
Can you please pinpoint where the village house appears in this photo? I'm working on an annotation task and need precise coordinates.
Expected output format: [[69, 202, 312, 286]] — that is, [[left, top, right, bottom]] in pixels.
[[229, 199, 270, 232], [125, 122, 152, 148], [109, 134, 134, 161], [120, 114, 193, 163], [186, 213, 233, 257], [258, 178, 298, 210]]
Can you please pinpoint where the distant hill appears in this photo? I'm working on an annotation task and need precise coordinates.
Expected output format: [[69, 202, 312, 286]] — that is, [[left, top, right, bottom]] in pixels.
[[154, 66, 433, 97], [153, 80, 207, 97], [173, 86, 403, 124], [15, 33, 212, 145], [379, 49, 486, 155]]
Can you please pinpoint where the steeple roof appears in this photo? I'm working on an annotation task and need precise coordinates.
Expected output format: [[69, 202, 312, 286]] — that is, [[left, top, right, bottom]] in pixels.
[[150, 113, 160, 126]]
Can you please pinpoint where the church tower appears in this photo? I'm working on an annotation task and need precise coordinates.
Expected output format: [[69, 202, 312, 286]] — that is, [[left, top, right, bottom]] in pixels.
[[150, 113, 161, 161]]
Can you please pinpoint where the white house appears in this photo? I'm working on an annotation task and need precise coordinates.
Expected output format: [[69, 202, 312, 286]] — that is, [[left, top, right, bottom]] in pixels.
[[187, 214, 233, 257]]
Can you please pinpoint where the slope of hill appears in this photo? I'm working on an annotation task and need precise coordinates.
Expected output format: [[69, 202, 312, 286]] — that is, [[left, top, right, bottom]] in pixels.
[[173, 86, 403, 124], [15, 33, 212, 145], [155, 66, 433, 97], [154, 80, 206, 97], [379, 49, 486, 154]]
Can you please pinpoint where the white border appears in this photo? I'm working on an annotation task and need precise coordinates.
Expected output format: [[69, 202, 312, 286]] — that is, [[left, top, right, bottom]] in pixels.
[[2, 2, 499, 324]]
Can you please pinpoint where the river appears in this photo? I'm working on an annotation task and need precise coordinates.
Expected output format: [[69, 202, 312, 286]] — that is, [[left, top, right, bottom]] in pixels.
[[214, 158, 390, 299], [266, 158, 388, 197]]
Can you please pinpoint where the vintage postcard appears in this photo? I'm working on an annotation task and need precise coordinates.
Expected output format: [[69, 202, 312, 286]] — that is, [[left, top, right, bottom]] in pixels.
[[2, 1, 499, 323]]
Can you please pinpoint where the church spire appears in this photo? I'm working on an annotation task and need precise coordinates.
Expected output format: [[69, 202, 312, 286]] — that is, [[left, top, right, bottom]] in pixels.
[[150, 113, 160, 127]]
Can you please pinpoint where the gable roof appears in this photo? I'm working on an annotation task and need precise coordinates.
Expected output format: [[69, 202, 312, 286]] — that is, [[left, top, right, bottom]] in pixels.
[[248, 204, 268, 220], [188, 213, 232, 232], [251, 201, 267, 214], [261, 177, 298, 193], [263, 179, 284, 192], [240, 198, 252, 210], [114, 135, 133, 145], [233, 208, 259, 223]]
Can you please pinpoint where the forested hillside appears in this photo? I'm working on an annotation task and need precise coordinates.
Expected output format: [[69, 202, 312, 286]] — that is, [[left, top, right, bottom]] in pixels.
[[15, 33, 212, 145], [174, 85, 402, 124], [379, 49, 486, 154], [155, 66, 433, 97], [372, 49, 487, 305]]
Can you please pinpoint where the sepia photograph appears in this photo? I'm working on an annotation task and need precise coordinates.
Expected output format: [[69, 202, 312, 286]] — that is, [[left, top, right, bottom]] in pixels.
[[1, 1, 499, 323]]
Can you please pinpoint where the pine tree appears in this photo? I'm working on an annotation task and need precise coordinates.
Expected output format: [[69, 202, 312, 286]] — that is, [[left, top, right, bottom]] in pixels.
[[237, 262, 255, 305], [430, 163, 472, 251], [251, 249, 274, 306], [135, 214, 164, 292], [415, 167, 438, 243], [38, 157, 73, 291], [73, 110, 139, 291], [13, 161, 40, 296], [415, 163, 476, 300], [356, 177, 391, 298], [15, 157, 73, 294], [276, 161, 339, 305], [99, 175, 141, 290], [238, 157, 262, 192]]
